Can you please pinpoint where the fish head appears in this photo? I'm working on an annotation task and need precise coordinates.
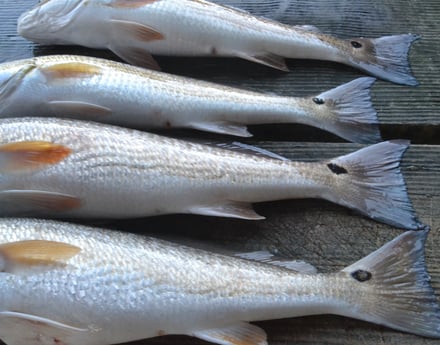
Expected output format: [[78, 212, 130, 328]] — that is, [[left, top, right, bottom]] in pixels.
[[17, 0, 87, 44]]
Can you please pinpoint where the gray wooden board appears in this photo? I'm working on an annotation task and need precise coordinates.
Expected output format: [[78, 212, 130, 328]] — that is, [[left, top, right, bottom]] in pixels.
[[0, 0, 439, 345]]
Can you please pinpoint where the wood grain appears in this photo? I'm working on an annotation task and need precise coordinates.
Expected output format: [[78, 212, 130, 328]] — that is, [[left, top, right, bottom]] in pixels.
[[0, 0, 439, 345]]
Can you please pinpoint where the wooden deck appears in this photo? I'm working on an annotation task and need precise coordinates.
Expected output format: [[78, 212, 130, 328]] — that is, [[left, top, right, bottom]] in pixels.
[[1, 0, 439, 344]]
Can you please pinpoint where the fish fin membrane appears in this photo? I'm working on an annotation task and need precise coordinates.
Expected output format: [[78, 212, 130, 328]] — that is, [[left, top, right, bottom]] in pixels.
[[0, 190, 81, 215], [0, 141, 71, 173], [324, 140, 423, 230], [109, 19, 162, 70], [0, 311, 90, 345], [190, 201, 265, 220], [48, 100, 112, 117], [313, 77, 381, 144], [109, 43, 160, 70], [189, 121, 252, 137], [193, 322, 267, 345], [341, 229, 440, 338], [347, 34, 419, 86], [236, 251, 317, 273], [215, 142, 289, 161], [236, 52, 289, 71], [0, 240, 80, 270]]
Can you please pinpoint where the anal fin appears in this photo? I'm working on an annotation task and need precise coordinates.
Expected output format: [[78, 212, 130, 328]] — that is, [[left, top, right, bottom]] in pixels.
[[236, 251, 317, 273], [190, 201, 264, 220], [190, 122, 252, 137], [193, 322, 267, 345], [236, 52, 289, 71]]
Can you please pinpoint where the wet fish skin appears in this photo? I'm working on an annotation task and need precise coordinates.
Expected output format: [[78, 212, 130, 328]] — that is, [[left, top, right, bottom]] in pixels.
[[0, 55, 380, 143], [17, 0, 418, 85], [0, 218, 439, 345], [0, 117, 421, 229]]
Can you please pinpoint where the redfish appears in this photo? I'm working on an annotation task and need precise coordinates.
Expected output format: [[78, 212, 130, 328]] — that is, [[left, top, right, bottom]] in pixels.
[[0, 117, 421, 229], [0, 218, 438, 345], [17, 0, 419, 85], [0, 55, 379, 143]]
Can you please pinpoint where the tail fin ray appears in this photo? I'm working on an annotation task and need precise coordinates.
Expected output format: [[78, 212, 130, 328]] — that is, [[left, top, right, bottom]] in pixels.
[[347, 34, 419, 86], [315, 77, 381, 144], [324, 140, 423, 229], [342, 230, 440, 338]]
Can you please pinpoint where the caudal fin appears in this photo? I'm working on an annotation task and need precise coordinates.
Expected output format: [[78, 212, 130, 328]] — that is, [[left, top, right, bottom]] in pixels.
[[323, 140, 423, 229], [341, 230, 440, 338], [312, 77, 381, 144], [345, 34, 419, 86]]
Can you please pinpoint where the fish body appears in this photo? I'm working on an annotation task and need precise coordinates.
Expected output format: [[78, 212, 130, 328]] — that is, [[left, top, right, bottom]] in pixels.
[[0, 55, 379, 143], [0, 218, 439, 345], [17, 0, 418, 85], [0, 117, 420, 229]]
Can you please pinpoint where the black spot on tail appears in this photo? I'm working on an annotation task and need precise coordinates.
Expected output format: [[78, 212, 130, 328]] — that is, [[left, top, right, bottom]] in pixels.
[[313, 97, 325, 105], [351, 41, 363, 48], [351, 270, 372, 282], [327, 163, 348, 175]]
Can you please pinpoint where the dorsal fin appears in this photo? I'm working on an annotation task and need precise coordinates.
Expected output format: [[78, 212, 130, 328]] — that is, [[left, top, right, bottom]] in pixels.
[[214, 142, 289, 161], [236, 251, 317, 274]]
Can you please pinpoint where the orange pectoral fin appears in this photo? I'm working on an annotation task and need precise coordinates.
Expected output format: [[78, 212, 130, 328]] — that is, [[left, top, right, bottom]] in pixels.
[[40, 62, 103, 81], [0, 240, 81, 268], [0, 141, 71, 173]]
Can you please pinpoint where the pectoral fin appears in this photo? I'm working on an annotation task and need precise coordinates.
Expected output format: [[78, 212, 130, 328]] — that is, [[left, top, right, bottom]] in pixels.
[[0, 141, 71, 173], [109, 19, 163, 69], [193, 322, 267, 345], [236, 52, 289, 71], [189, 122, 252, 137], [40, 62, 103, 81], [190, 202, 264, 220], [48, 101, 112, 117], [0, 190, 81, 214], [0, 240, 80, 270]]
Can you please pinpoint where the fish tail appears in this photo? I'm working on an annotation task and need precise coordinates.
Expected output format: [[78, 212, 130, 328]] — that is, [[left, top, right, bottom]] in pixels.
[[323, 140, 423, 229], [311, 77, 381, 144], [344, 34, 419, 86], [340, 229, 440, 338]]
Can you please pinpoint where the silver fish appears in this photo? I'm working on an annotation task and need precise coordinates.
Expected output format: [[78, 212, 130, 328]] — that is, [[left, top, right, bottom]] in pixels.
[[0, 117, 421, 229], [0, 55, 380, 143], [0, 218, 439, 345], [17, 0, 419, 85]]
